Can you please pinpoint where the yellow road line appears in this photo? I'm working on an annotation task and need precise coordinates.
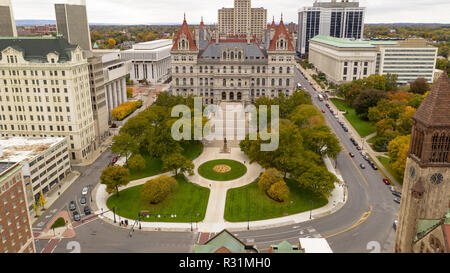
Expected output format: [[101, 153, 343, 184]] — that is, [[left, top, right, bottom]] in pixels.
[[323, 206, 373, 239]]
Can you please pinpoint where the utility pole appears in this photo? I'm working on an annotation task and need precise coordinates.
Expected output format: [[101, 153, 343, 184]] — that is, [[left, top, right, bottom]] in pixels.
[[190, 211, 193, 232], [113, 207, 116, 223], [310, 200, 313, 220]]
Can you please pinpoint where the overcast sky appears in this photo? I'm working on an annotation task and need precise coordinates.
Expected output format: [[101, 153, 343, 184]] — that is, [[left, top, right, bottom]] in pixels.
[[10, 0, 450, 25]]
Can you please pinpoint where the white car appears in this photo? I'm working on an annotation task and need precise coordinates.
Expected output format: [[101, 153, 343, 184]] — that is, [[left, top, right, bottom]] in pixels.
[[82, 187, 89, 196]]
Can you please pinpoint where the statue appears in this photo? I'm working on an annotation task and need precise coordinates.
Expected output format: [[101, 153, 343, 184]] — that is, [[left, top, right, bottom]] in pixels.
[[220, 137, 231, 153]]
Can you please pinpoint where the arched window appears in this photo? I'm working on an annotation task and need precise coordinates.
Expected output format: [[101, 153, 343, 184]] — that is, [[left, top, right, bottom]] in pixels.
[[182, 66, 186, 73], [190, 78, 194, 85], [231, 52, 234, 60], [286, 79, 290, 86], [205, 66, 208, 73], [183, 78, 186, 85], [223, 66, 227, 73], [199, 66, 203, 73], [176, 78, 179, 85], [272, 67, 275, 74], [271, 79, 275, 86], [223, 79, 226, 87], [279, 79, 282, 86], [190, 67, 193, 73], [175, 67, 179, 73], [257, 67, 260, 73], [223, 52, 227, 59], [287, 67, 290, 74], [181, 40, 186, 49], [238, 51, 242, 59], [279, 67, 283, 74]]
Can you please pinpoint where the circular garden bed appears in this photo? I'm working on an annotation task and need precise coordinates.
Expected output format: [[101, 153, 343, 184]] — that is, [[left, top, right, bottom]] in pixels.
[[198, 159, 247, 181]]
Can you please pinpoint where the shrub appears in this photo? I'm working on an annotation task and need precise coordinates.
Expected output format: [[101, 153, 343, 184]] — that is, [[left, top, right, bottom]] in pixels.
[[140, 175, 178, 204], [267, 181, 290, 202], [126, 87, 133, 98], [111, 101, 141, 121], [258, 168, 283, 192], [51, 217, 66, 229]]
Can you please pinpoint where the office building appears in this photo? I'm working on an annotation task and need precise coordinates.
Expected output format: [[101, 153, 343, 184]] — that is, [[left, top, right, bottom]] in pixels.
[[0, 163, 36, 253], [55, 0, 92, 51], [120, 40, 172, 84], [297, 0, 366, 56], [171, 14, 296, 104], [0, 37, 96, 164], [92, 50, 131, 120], [309, 36, 438, 85], [0, 137, 71, 204], [394, 73, 450, 253], [0, 0, 17, 37], [218, 0, 267, 39]]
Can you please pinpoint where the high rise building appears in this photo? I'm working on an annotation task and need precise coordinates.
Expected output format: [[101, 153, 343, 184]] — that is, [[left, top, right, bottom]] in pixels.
[[0, 0, 17, 37], [0, 37, 96, 164], [0, 163, 36, 253], [55, 0, 92, 51], [297, 0, 366, 56], [218, 0, 267, 39], [394, 73, 450, 253]]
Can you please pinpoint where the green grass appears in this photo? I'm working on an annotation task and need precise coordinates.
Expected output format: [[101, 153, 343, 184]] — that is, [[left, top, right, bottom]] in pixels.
[[50, 217, 66, 229], [128, 141, 203, 181], [198, 160, 247, 181], [331, 98, 376, 138], [377, 156, 403, 185], [224, 179, 328, 222], [106, 176, 210, 222]]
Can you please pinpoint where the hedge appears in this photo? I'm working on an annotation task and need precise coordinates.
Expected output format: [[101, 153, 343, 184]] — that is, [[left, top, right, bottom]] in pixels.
[[111, 100, 143, 121]]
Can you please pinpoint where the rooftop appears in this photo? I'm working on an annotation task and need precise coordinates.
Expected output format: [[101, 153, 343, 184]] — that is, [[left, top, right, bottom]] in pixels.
[[310, 35, 396, 48], [0, 137, 65, 163]]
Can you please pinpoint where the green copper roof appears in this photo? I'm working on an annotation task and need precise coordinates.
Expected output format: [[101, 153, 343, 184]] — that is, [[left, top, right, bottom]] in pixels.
[[310, 35, 397, 48], [271, 240, 304, 253], [194, 230, 246, 253], [415, 219, 441, 242]]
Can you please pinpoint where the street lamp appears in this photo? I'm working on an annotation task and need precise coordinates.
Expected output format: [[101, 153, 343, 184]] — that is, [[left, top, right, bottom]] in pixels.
[[138, 212, 141, 230], [113, 207, 116, 223], [190, 211, 193, 232], [247, 188, 250, 231], [310, 200, 314, 220]]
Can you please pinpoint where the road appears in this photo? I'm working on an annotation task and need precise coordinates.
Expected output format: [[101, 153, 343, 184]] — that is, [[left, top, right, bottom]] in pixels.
[[35, 68, 399, 253]]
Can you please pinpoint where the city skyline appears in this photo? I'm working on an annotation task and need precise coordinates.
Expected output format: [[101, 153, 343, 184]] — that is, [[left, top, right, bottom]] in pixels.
[[9, 0, 450, 25]]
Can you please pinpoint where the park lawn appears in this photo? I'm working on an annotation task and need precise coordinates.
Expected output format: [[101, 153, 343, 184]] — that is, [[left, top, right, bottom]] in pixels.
[[331, 98, 376, 138], [377, 156, 403, 185], [198, 159, 247, 181], [106, 176, 210, 223], [128, 141, 203, 181], [224, 179, 328, 222]]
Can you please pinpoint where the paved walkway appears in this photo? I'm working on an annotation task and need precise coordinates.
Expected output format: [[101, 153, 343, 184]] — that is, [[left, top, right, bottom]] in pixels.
[[93, 148, 347, 233]]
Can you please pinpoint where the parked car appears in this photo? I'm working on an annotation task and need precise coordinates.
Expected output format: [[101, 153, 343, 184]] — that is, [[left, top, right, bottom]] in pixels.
[[389, 186, 396, 193], [69, 201, 76, 211], [111, 156, 119, 164], [80, 196, 87, 205], [84, 206, 91, 216], [350, 138, 355, 143], [322, 110, 326, 113], [356, 146, 361, 151], [360, 164, 366, 169], [82, 187, 89, 196], [371, 164, 378, 170], [73, 211, 81, 222], [383, 179, 391, 185], [394, 198, 401, 204], [393, 220, 398, 230], [392, 191, 402, 198], [343, 127, 349, 132], [349, 153, 355, 158]]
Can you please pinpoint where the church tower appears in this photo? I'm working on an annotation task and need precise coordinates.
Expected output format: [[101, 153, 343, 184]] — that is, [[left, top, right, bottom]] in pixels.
[[394, 73, 450, 253]]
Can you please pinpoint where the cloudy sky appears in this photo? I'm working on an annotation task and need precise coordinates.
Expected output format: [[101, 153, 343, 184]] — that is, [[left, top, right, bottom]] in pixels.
[[10, 0, 450, 25]]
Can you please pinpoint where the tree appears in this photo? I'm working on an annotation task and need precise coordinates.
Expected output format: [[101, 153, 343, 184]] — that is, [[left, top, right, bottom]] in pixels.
[[111, 133, 138, 163], [407, 94, 425, 109], [410, 78, 429, 94], [162, 153, 194, 176], [258, 168, 284, 192], [301, 125, 341, 159], [100, 166, 130, 197], [37, 191, 47, 210], [294, 165, 337, 197], [388, 135, 411, 180], [289, 104, 325, 129], [267, 181, 290, 202], [353, 89, 388, 119], [128, 154, 146, 171], [126, 87, 133, 98], [108, 38, 116, 47], [140, 175, 178, 204]]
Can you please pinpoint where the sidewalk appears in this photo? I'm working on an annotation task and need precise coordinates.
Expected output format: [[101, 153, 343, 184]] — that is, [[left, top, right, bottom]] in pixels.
[[30, 171, 80, 225], [93, 150, 347, 233], [73, 136, 114, 167]]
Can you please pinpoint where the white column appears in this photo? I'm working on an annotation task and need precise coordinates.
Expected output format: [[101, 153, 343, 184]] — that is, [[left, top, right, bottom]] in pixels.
[[112, 82, 118, 109], [122, 78, 127, 103], [107, 85, 113, 117]]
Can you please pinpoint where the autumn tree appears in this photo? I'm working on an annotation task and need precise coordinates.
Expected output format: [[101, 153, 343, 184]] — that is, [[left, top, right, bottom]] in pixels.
[[289, 104, 325, 129], [100, 166, 130, 197], [410, 78, 429, 94], [301, 125, 341, 159], [140, 175, 178, 204], [387, 135, 411, 180], [353, 89, 388, 119], [127, 154, 146, 171]]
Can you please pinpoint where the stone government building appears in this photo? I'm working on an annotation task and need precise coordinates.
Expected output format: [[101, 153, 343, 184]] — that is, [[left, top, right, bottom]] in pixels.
[[171, 14, 296, 105]]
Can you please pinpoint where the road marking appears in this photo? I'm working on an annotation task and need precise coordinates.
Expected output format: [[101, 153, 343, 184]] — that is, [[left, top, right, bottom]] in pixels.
[[323, 206, 373, 239]]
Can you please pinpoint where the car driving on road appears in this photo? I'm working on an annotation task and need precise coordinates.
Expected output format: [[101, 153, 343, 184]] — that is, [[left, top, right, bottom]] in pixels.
[[82, 187, 89, 196], [360, 164, 366, 169]]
